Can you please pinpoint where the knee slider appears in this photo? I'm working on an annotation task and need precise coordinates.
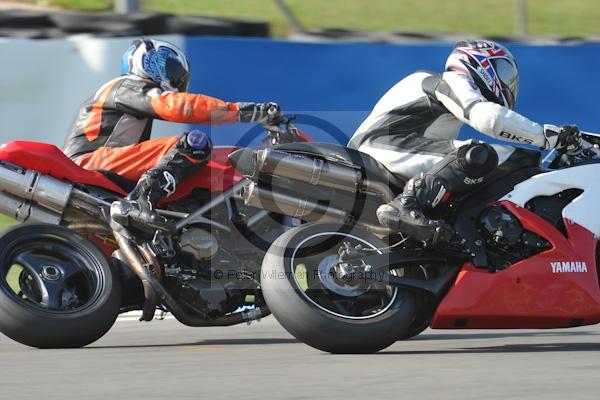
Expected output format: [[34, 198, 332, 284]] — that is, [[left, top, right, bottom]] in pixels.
[[178, 129, 213, 161], [457, 141, 498, 178], [141, 167, 179, 193]]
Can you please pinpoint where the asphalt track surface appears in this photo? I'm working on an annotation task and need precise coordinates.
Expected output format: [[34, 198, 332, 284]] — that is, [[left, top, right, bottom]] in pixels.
[[0, 316, 599, 400]]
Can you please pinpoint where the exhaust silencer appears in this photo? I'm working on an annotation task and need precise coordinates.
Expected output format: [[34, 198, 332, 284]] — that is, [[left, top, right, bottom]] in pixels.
[[243, 181, 347, 223], [0, 161, 73, 221], [0, 191, 61, 224], [243, 181, 393, 236], [255, 149, 362, 193]]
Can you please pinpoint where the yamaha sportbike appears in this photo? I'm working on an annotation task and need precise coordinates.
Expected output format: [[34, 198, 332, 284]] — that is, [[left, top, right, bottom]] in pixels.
[[230, 124, 600, 353], [0, 123, 310, 348]]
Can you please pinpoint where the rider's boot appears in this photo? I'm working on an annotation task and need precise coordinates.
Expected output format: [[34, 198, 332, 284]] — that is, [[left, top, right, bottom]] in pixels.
[[377, 141, 499, 244], [111, 130, 212, 230]]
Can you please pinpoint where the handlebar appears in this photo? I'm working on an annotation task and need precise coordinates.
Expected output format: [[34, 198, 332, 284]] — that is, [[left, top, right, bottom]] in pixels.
[[549, 130, 600, 169], [261, 115, 304, 145]]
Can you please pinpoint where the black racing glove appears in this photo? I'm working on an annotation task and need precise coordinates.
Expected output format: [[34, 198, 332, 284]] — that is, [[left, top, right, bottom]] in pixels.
[[544, 124, 582, 155], [238, 102, 284, 125], [555, 125, 582, 156]]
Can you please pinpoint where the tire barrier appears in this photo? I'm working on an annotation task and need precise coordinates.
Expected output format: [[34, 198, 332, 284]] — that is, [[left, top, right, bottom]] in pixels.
[[111, 12, 170, 35], [0, 10, 270, 39], [201, 16, 270, 37], [0, 28, 66, 39], [50, 12, 139, 35], [292, 28, 600, 45], [165, 15, 240, 36], [0, 10, 53, 28]]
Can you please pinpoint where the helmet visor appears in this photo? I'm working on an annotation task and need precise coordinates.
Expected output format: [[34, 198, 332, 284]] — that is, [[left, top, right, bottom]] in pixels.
[[165, 57, 190, 92], [491, 58, 519, 108]]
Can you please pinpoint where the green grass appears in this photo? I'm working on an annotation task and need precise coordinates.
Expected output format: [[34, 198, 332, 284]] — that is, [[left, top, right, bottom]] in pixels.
[[39, 0, 600, 37], [0, 216, 18, 289], [0, 215, 16, 229], [295, 263, 308, 291], [40, 0, 110, 11], [6, 265, 23, 296]]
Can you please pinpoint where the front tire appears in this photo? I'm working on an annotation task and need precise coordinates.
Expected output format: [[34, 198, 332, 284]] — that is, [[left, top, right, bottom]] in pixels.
[[0, 224, 121, 348], [262, 223, 416, 353]]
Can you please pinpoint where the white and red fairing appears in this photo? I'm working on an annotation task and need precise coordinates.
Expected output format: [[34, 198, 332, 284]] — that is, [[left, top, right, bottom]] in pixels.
[[500, 163, 600, 237], [432, 162, 600, 329]]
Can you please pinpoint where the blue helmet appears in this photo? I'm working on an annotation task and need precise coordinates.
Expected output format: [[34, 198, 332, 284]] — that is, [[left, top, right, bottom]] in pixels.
[[121, 39, 190, 92]]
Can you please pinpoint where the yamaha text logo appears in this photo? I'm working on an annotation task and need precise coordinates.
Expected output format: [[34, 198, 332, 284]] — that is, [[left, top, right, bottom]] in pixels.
[[550, 261, 588, 273]]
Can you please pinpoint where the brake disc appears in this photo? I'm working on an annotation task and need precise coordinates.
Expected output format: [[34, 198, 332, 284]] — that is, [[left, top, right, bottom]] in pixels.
[[317, 255, 367, 297]]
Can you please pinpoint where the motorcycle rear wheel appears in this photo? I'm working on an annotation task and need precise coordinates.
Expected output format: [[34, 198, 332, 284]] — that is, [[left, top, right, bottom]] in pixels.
[[262, 222, 416, 353], [0, 224, 121, 348]]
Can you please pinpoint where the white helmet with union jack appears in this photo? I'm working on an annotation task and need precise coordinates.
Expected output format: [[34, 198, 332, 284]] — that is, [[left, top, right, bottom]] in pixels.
[[445, 40, 519, 109]]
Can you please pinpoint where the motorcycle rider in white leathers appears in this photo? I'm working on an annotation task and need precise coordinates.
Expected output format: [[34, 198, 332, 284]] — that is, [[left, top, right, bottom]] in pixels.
[[348, 40, 582, 244]]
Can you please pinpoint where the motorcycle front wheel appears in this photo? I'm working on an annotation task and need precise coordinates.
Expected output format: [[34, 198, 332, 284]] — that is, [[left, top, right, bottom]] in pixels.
[[0, 224, 121, 348], [261, 222, 416, 353]]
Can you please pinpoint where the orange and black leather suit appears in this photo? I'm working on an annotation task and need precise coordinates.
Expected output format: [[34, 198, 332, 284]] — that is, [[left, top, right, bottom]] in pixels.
[[63, 75, 256, 185]]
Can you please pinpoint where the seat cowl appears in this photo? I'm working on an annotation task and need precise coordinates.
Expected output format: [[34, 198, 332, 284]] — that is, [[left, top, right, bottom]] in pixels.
[[491, 147, 541, 180], [0, 141, 127, 195]]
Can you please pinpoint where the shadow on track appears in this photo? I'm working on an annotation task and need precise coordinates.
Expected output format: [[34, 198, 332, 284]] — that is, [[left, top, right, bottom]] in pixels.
[[381, 342, 600, 355], [407, 330, 598, 341], [87, 330, 598, 351], [88, 337, 299, 349]]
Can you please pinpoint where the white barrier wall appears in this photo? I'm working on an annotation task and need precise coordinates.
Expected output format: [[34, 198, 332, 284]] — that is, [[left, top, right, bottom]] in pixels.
[[0, 35, 187, 147]]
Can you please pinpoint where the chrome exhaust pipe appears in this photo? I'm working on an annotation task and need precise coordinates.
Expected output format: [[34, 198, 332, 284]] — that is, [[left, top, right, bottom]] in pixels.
[[255, 149, 362, 193], [0, 191, 61, 224], [243, 181, 348, 222], [253, 149, 394, 202], [243, 181, 392, 235], [0, 161, 73, 221]]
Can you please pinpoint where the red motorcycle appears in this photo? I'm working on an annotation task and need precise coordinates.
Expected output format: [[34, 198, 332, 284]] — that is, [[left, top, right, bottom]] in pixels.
[[230, 129, 600, 353], [0, 121, 310, 348]]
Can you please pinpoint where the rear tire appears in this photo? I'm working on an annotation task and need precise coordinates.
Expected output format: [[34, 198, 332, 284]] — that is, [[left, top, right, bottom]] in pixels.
[[0, 224, 121, 348], [398, 316, 430, 340], [262, 223, 416, 353], [397, 266, 433, 340]]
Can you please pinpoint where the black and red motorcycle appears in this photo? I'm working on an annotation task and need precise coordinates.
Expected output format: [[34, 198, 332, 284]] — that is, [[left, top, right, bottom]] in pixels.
[[0, 121, 311, 348]]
